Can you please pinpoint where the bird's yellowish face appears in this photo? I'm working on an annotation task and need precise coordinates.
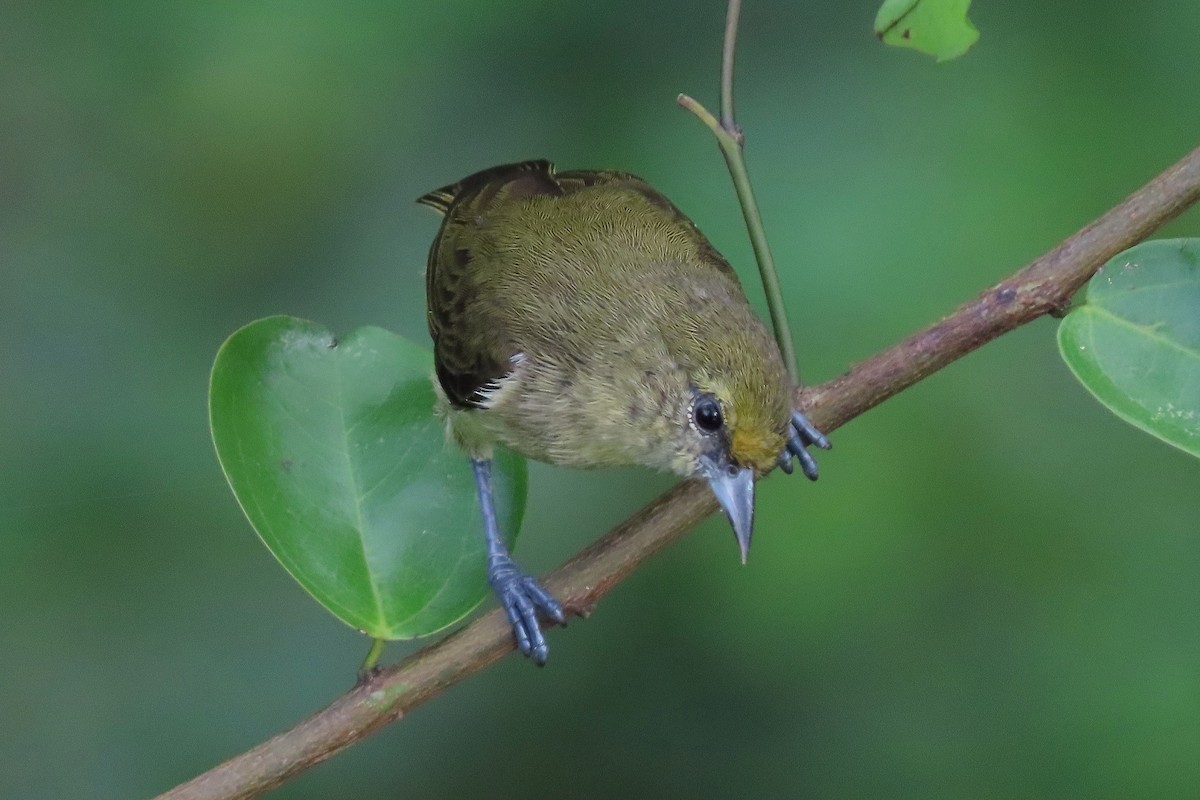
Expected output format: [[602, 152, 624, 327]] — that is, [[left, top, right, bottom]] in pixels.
[[687, 365, 792, 473], [727, 395, 791, 476]]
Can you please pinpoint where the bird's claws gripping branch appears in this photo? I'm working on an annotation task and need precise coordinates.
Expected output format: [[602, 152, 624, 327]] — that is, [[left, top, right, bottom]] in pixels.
[[777, 409, 832, 478]]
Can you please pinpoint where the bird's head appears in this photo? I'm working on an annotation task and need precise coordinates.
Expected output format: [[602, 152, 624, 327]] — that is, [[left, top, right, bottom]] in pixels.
[[658, 332, 792, 564]]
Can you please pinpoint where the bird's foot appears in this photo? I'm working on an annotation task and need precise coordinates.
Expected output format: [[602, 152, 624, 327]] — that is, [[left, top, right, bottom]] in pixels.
[[777, 409, 832, 480], [488, 555, 565, 666]]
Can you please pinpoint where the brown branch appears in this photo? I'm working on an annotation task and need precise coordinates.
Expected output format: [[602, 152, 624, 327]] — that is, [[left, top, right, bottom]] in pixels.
[[153, 142, 1200, 800]]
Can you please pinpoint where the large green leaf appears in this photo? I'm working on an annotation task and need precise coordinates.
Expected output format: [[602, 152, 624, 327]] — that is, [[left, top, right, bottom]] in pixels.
[[209, 316, 526, 639], [1058, 239, 1200, 460], [874, 0, 979, 62]]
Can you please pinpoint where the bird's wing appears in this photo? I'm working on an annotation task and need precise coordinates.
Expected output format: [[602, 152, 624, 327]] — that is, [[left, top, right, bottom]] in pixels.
[[420, 160, 564, 408]]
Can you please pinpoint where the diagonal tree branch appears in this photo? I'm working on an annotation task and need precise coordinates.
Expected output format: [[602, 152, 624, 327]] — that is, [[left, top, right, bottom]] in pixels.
[[155, 142, 1200, 800]]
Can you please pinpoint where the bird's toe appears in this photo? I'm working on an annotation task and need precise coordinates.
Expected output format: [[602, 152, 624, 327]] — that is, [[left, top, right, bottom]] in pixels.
[[490, 564, 563, 665], [779, 409, 829, 480]]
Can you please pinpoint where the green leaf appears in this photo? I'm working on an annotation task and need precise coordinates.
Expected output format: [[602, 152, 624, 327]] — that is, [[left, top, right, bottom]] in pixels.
[[874, 0, 979, 62], [1058, 239, 1200, 460], [209, 316, 526, 639]]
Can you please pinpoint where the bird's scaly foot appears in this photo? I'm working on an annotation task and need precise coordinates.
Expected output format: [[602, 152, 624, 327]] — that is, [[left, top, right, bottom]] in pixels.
[[488, 554, 565, 666], [777, 409, 832, 480]]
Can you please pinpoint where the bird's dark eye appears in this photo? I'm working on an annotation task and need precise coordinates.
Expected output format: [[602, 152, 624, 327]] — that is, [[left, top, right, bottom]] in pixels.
[[692, 395, 724, 433]]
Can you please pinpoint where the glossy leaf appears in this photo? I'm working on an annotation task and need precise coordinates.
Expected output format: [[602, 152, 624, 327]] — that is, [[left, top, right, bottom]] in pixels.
[[1058, 239, 1200, 460], [209, 316, 526, 639], [874, 0, 979, 62]]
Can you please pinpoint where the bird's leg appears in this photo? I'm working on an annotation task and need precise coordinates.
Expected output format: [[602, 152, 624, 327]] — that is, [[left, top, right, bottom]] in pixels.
[[776, 409, 832, 480], [472, 457, 565, 665]]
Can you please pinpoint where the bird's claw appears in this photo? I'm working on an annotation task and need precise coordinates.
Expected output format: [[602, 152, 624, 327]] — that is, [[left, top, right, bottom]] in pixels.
[[488, 556, 565, 666], [778, 409, 831, 481]]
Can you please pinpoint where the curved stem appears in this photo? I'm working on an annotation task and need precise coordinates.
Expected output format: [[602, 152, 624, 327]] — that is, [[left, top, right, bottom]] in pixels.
[[359, 638, 386, 674], [153, 142, 1200, 800]]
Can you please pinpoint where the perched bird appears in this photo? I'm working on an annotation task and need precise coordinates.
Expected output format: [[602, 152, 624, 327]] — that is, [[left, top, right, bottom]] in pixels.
[[419, 160, 828, 664]]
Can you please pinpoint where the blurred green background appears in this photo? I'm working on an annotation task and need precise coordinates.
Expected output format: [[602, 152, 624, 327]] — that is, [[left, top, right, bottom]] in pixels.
[[3, 1, 1199, 798]]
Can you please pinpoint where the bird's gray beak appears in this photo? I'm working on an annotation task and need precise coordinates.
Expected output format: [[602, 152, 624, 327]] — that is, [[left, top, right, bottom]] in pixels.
[[702, 458, 756, 564]]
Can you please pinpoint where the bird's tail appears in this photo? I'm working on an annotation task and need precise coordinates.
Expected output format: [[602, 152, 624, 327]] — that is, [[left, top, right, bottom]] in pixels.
[[416, 159, 555, 215]]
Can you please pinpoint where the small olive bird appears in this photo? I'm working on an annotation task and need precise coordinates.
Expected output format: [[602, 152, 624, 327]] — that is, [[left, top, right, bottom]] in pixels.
[[419, 160, 828, 664]]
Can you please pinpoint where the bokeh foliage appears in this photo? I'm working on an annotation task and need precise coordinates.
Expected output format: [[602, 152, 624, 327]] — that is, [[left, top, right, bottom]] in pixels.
[[3, 2, 1200, 798]]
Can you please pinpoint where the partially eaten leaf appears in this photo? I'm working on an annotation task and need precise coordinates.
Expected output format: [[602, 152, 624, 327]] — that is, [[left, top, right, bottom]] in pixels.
[[875, 0, 979, 62]]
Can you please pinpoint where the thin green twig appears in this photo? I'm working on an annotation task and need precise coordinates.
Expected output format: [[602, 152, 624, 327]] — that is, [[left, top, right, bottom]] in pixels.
[[360, 637, 386, 674], [720, 0, 742, 137], [679, 0, 801, 386]]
